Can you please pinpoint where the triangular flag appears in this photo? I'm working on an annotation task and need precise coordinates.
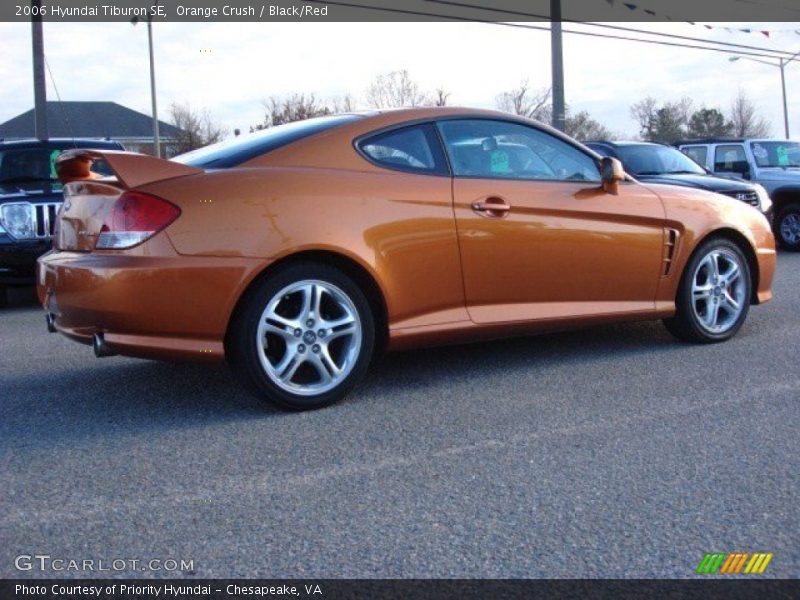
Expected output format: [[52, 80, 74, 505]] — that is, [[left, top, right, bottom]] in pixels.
[[761, 30, 770, 37], [704, 24, 713, 29], [644, 9, 655, 15], [623, 3, 637, 10], [739, 28, 751, 33]]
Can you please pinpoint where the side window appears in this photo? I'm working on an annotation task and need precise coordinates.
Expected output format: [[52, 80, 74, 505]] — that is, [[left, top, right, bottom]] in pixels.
[[682, 146, 707, 167], [358, 123, 448, 175], [437, 119, 600, 182], [714, 145, 748, 174]]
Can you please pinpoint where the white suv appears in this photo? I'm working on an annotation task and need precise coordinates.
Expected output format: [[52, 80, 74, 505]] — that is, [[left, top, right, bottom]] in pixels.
[[678, 139, 800, 250]]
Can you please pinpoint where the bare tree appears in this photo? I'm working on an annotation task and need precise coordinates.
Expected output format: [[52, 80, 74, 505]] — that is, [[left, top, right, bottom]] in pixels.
[[729, 90, 771, 138], [366, 70, 431, 108], [251, 93, 332, 131], [495, 81, 551, 121], [330, 94, 357, 113], [434, 87, 451, 107], [169, 102, 227, 154], [630, 96, 658, 137], [565, 110, 611, 141]]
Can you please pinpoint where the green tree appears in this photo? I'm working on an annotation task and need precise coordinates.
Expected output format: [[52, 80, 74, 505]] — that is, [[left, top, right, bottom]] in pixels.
[[688, 108, 733, 138], [630, 97, 692, 143]]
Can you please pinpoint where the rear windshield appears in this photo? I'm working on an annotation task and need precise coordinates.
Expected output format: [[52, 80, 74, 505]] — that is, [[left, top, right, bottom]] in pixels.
[[173, 114, 364, 168], [0, 144, 118, 183]]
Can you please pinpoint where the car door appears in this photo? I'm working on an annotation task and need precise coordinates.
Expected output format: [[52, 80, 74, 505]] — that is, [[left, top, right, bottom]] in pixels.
[[436, 118, 666, 324]]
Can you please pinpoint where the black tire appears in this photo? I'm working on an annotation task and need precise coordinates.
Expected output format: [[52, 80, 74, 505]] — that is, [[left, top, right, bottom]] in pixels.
[[775, 202, 800, 251], [663, 237, 752, 344], [227, 261, 375, 410]]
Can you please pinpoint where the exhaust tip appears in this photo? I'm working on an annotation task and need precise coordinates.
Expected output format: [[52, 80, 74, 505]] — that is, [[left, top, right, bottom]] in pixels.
[[46, 313, 57, 333], [92, 333, 117, 358]]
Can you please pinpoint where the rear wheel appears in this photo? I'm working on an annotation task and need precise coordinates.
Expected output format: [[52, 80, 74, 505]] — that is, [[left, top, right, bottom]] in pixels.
[[228, 261, 375, 410], [775, 202, 800, 251], [663, 237, 752, 343]]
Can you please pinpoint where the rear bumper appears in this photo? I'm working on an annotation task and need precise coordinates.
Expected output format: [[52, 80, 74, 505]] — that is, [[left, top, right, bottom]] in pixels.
[[37, 234, 267, 361]]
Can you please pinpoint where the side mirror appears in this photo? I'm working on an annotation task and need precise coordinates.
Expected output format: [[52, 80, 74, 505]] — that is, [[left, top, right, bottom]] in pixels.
[[600, 157, 625, 194]]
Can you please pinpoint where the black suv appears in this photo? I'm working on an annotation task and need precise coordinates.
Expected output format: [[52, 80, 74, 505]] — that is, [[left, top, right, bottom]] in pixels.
[[586, 141, 772, 216], [0, 138, 124, 306]]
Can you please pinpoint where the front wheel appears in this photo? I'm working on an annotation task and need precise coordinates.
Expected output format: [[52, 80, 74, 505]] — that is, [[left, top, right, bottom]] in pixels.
[[228, 261, 375, 410], [775, 203, 800, 251], [663, 238, 752, 344]]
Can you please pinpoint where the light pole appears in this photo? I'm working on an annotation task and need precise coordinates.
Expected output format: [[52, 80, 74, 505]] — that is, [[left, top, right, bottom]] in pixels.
[[729, 50, 800, 139], [132, 4, 161, 157]]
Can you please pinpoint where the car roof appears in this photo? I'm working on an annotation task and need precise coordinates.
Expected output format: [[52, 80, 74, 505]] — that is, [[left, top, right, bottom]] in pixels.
[[674, 138, 747, 145], [0, 137, 123, 149], [586, 140, 664, 148]]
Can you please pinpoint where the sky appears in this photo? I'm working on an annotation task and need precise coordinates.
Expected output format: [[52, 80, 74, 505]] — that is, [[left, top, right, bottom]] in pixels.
[[0, 20, 799, 139]]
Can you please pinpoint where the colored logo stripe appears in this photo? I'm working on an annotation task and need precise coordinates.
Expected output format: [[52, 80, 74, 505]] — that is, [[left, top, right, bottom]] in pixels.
[[744, 553, 773, 574], [697, 553, 726, 574], [697, 552, 773, 574]]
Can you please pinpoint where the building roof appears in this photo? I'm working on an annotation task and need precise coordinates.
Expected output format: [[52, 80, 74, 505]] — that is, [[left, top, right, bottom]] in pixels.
[[0, 101, 182, 140]]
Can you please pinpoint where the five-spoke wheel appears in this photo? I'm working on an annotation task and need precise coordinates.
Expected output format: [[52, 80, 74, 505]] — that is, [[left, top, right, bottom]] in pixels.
[[257, 280, 362, 396], [664, 237, 752, 343], [690, 249, 747, 334], [229, 262, 374, 410]]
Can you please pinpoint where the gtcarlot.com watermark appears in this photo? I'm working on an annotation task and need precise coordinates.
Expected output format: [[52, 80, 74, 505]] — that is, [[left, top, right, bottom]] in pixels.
[[15, 554, 194, 573]]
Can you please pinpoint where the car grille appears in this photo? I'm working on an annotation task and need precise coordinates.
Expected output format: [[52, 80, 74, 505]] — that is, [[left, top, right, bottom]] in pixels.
[[720, 190, 759, 208], [33, 202, 62, 238]]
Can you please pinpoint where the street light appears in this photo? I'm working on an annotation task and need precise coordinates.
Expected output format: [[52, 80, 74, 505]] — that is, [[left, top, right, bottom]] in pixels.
[[729, 49, 800, 139], [132, 3, 161, 157]]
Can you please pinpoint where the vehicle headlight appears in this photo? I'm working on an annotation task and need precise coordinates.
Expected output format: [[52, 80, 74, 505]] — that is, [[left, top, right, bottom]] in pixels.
[[754, 184, 773, 214], [0, 202, 35, 239]]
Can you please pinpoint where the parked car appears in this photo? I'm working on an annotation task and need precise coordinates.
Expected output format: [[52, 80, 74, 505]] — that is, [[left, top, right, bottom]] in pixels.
[[676, 138, 800, 250], [586, 140, 772, 216], [0, 137, 124, 307], [38, 108, 775, 410]]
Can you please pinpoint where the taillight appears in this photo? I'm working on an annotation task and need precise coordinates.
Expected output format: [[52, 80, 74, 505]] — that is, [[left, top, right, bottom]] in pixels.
[[96, 191, 180, 249]]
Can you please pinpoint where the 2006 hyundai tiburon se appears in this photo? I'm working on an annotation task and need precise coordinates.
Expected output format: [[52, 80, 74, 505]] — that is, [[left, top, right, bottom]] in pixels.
[[38, 107, 776, 410]]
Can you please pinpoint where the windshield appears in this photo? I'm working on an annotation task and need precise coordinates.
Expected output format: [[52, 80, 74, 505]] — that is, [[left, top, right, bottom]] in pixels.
[[173, 114, 364, 168], [0, 148, 62, 183], [615, 144, 706, 176], [0, 146, 115, 184], [750, 141, 800, 168]]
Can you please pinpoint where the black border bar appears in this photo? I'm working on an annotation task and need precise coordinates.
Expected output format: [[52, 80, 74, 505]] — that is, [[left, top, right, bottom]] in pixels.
[[2, 0, 800, 23], [3, 579, 800, 600]]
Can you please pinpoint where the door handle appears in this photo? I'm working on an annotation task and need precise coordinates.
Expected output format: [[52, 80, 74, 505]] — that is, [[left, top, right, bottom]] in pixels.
[[471, 197, 511, 217]]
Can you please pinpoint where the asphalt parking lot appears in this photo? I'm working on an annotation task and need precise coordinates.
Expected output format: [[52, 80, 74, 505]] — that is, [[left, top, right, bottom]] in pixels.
[[1, 253, 798, 579]]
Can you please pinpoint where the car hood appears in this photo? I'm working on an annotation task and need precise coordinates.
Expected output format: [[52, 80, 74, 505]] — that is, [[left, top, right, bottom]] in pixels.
[[643, 182, 770, 231], [0, 181, 64, 202], [635, 172, 755, 193]]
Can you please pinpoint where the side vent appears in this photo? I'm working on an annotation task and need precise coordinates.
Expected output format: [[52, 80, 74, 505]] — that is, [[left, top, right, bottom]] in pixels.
[[662, 228, 680, 276]]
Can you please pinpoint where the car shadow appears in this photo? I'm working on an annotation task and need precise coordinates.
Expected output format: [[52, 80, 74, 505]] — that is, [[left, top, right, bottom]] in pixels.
[[0, 318, 692, 449]]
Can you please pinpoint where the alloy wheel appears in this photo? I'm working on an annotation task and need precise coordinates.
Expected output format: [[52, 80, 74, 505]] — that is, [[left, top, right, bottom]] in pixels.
[[779, 211, 800, 245], [256, 280, 362, 396], [691, 249, 747, 334]]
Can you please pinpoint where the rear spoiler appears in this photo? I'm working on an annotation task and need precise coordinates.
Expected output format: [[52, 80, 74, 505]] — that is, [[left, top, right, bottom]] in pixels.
[[56, 149, 203, 189]]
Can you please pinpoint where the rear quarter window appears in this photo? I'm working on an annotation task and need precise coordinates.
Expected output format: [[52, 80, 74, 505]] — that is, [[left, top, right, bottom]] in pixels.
[[357, 123, 449, 176]]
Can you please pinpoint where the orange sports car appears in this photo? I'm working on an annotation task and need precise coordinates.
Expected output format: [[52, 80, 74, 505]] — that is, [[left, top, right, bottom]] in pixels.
[[37, 107, 776, 409]]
